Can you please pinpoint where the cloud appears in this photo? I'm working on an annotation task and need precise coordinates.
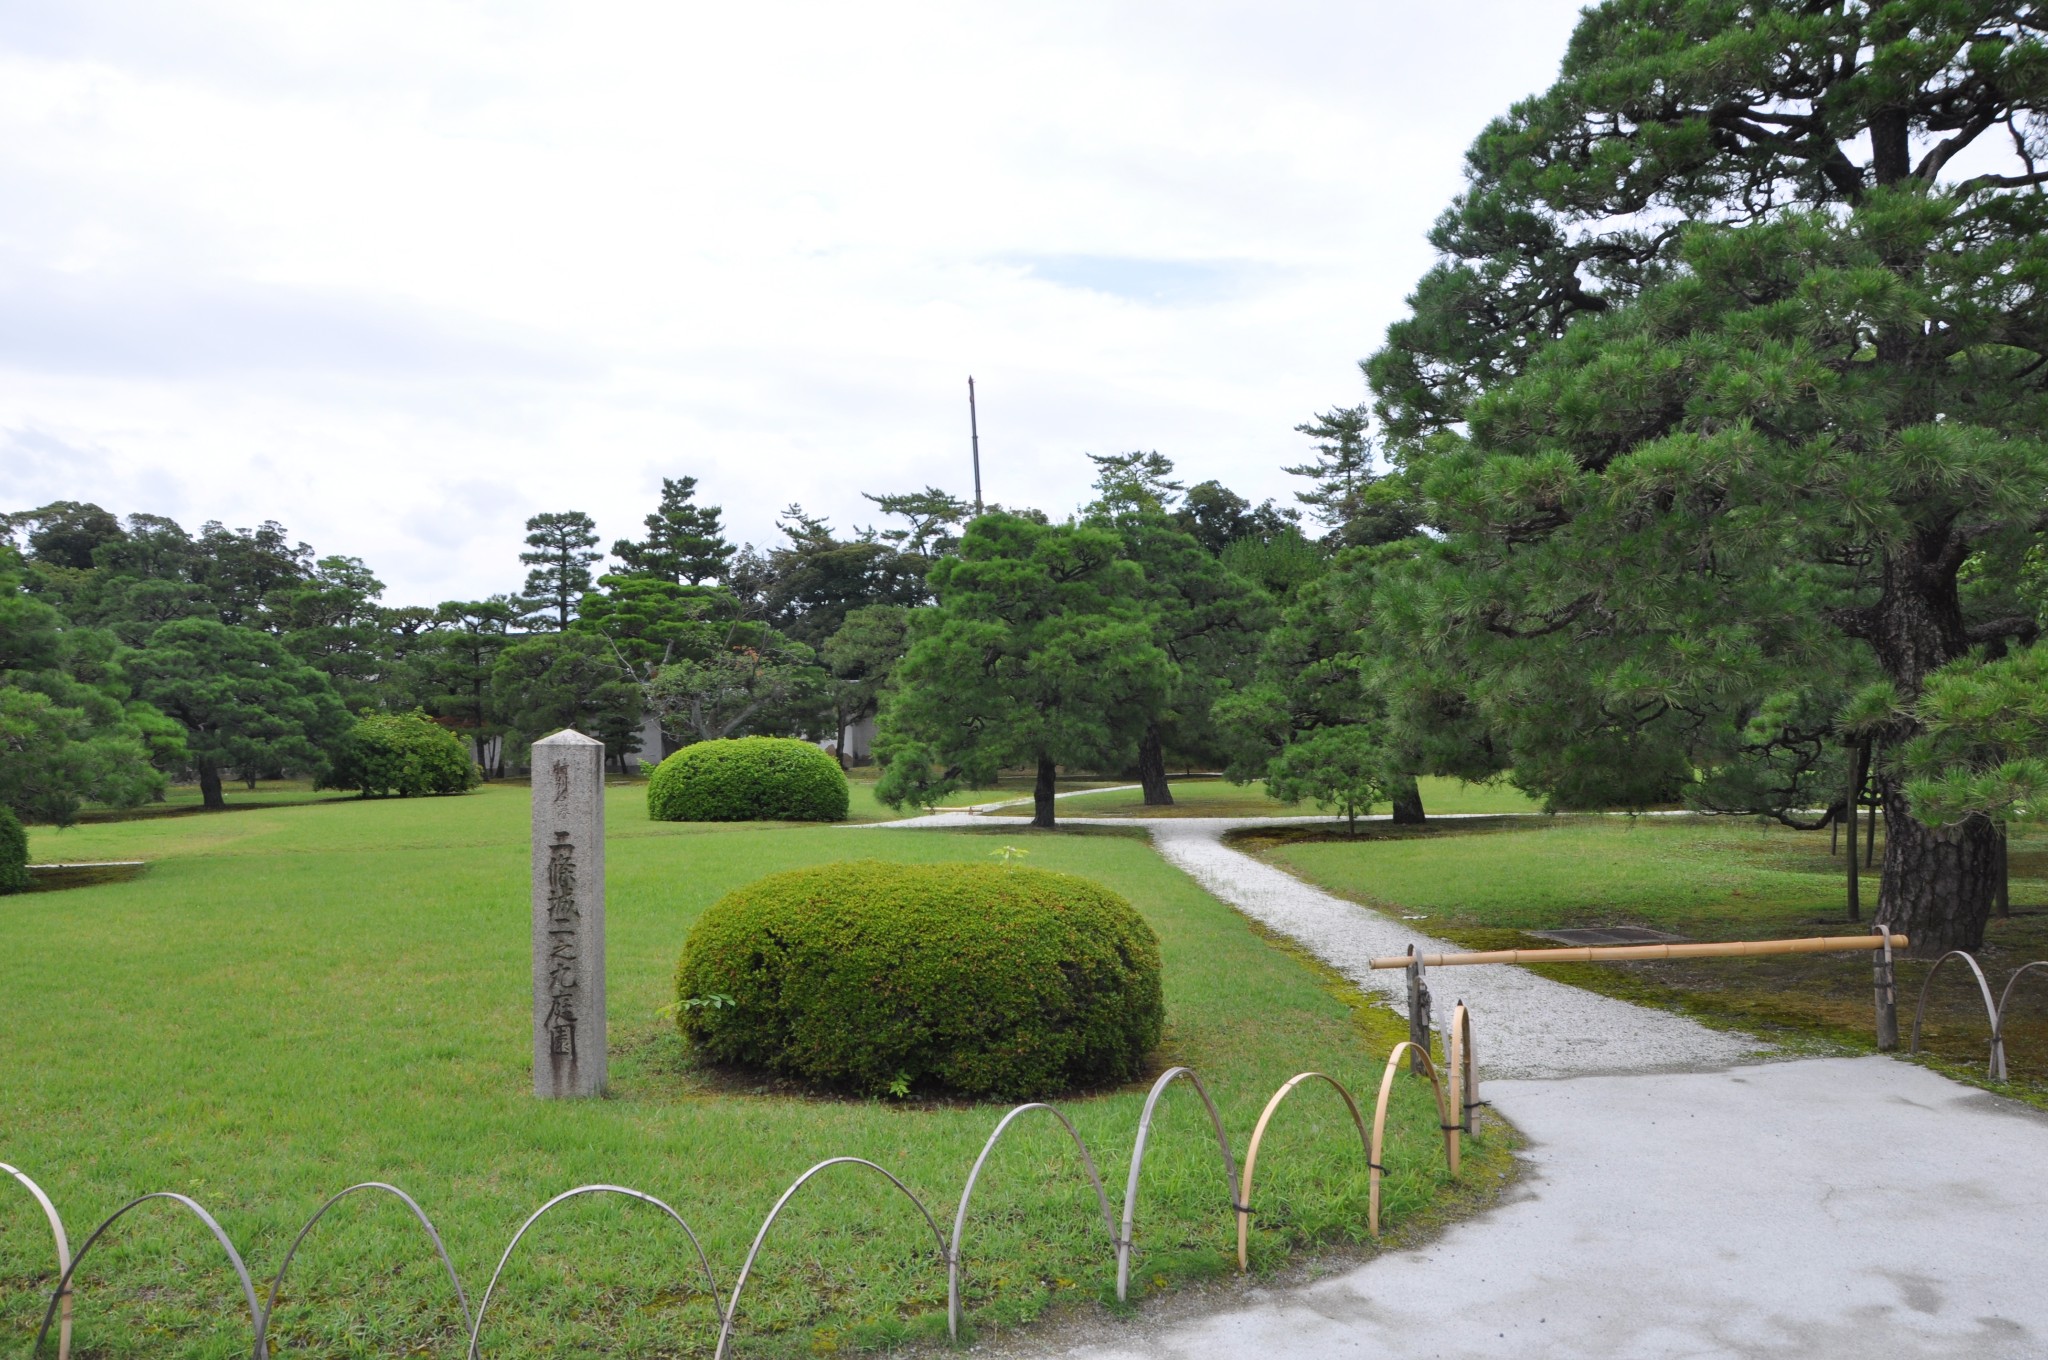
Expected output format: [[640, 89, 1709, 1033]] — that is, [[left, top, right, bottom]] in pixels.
[[0, 269, 586, 382], [0, 0, 1594, 604], [1006, 255, 1271, 305]]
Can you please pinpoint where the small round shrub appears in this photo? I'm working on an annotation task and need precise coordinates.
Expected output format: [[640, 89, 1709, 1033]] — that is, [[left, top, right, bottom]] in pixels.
[[674, 860, 1164, 1099], [0, 807, 29, 895], [328, 710, 480, 798], [647, 736, 849, 823]]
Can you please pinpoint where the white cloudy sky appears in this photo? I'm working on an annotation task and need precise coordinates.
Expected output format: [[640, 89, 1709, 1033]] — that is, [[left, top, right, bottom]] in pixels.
[[1, 1, 1588, 605]]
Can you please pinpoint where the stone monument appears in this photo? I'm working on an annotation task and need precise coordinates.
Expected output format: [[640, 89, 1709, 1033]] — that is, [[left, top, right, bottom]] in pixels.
[[532, 729, 606, 1097]]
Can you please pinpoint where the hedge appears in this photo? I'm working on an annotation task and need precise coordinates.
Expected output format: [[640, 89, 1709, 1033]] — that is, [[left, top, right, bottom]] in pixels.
[[327, 710, 480, 798], [0, 807, 28, 895], [646, 737, 849, 823], [674, 860, 1163, 1099]]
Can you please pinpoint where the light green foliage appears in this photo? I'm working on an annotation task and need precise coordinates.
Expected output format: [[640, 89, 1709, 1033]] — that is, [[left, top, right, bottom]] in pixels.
[[4, 785, 1474, 1354], [328, 710, 480, 798], [1265, 727, 1390, 833], [675, 861, 1163, 1098], [0, 807, 27, 893], [125, 616, 347, 809], [1217, 527, 1325, 602], [1905, 642, 2048, 825], [878, 513, 1172, 822], [646, 735, 849, 822]]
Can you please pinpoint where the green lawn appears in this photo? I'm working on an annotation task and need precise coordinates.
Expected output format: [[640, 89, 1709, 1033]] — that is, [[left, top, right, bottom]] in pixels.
[[4, 785, 1497, 1358], [1252, 815, 2048, 1096], [990, 776, 1540, 820]]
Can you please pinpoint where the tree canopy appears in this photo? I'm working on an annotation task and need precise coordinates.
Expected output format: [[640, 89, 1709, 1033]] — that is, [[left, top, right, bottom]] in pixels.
[[1360, 0, 2048, 951], [878, 513, 1172, 826]]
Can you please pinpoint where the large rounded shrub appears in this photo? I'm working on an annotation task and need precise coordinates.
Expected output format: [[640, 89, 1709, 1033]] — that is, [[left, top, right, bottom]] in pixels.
[[675, 861, 1163, 1099], [647, 737, 849, 822], [0, 807, 28, 895], [328, 710, 480, 797]]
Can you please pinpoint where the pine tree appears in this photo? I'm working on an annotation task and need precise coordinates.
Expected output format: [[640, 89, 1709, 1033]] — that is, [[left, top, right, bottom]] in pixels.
[[611, 477, 735, 586], [1366, 1, 2048, 953], [520, 511, 602, 628]]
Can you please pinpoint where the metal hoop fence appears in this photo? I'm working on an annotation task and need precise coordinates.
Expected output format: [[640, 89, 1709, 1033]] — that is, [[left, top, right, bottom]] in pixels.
[[1908, 951, 2048, 1079], [4, 1039, 1482, 1358]]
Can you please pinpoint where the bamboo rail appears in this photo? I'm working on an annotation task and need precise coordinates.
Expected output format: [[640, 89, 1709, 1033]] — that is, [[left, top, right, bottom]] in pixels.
[[1368, 934, 1908, 970]]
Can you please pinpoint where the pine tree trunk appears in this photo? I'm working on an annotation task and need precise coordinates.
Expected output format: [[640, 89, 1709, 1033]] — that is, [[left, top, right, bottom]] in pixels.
[[1867, 538, 1997, 957], [1032, 755, 1058, 829], [1390, 774, 1425, 825], [1138, 726, 1173, 806], [1996, 826, 2010, 920], [197, 761, 226, 811], [1846, 745, 1866, 923], [1878, 780, 1999, 955]]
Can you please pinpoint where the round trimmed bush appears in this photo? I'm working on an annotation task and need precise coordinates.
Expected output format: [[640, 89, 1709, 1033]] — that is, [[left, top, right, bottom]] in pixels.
[[328, 710, 480, 798], [674, 861, 1163, 1099], [0, 807, 27, 895], [647, 736, 849, 823]]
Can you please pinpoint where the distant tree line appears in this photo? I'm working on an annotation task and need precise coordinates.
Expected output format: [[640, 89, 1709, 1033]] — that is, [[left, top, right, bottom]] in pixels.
[[1, 464, 1319, 821]]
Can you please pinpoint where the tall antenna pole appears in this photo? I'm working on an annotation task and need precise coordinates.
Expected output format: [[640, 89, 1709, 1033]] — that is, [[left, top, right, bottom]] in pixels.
[[967, 375, 984, 515]]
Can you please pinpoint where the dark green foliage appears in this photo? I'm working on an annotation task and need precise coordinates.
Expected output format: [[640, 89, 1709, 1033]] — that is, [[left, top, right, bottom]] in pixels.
[[489, 630, 643, 768], [646, 736, 848, 822], [520, 511, 602, 628], [0, 807, 28, 894], [1, 551, 180, 824], [878, 513, 1172, 826], [1356, 0, 2048, 951], [1083, 458, 1273, 796], [674, 860, 1164, 1099], [611, 476, 735, 586], [327, 711, 480, 798], [125, 617, 348, 811]]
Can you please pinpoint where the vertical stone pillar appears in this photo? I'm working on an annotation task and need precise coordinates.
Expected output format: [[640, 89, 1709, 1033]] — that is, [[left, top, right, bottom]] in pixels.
[[532, 729, 606, 1097]]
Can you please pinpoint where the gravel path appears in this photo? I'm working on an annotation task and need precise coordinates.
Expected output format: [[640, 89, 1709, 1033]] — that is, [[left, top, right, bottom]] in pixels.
[[880, 811, 1759, 1079]]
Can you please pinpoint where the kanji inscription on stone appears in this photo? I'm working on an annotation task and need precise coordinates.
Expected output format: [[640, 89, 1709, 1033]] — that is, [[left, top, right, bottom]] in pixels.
[[531, 729, 606, 1097]]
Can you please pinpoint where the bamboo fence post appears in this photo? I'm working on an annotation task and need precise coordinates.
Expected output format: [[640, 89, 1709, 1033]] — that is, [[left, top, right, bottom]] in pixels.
[[1234, 1073, 1370, 1272], [1404, 947, 1432, 1076], [1367, 1042, 1454, 1240], [1873, 923, 1898, 1052]]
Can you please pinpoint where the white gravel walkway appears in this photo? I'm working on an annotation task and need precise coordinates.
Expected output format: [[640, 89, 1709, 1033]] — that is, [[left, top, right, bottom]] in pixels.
[[882, 811, 1758, 1079], [1013, 1058, 2048, 1360]]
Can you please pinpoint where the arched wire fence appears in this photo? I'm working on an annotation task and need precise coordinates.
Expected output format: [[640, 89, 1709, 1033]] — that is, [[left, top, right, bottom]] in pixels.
[[5, 1031, 1485, 1359], [1910, 952, 2048, 1079]]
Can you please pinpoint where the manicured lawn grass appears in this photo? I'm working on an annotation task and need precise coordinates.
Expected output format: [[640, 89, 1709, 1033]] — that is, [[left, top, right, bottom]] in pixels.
[[844, 772, 1131, 818], [990, 776, 1540, 820], [66, 778, 354, 824], [1250, 816, 2048, 1098], [4, 786, 1498, 1358]]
